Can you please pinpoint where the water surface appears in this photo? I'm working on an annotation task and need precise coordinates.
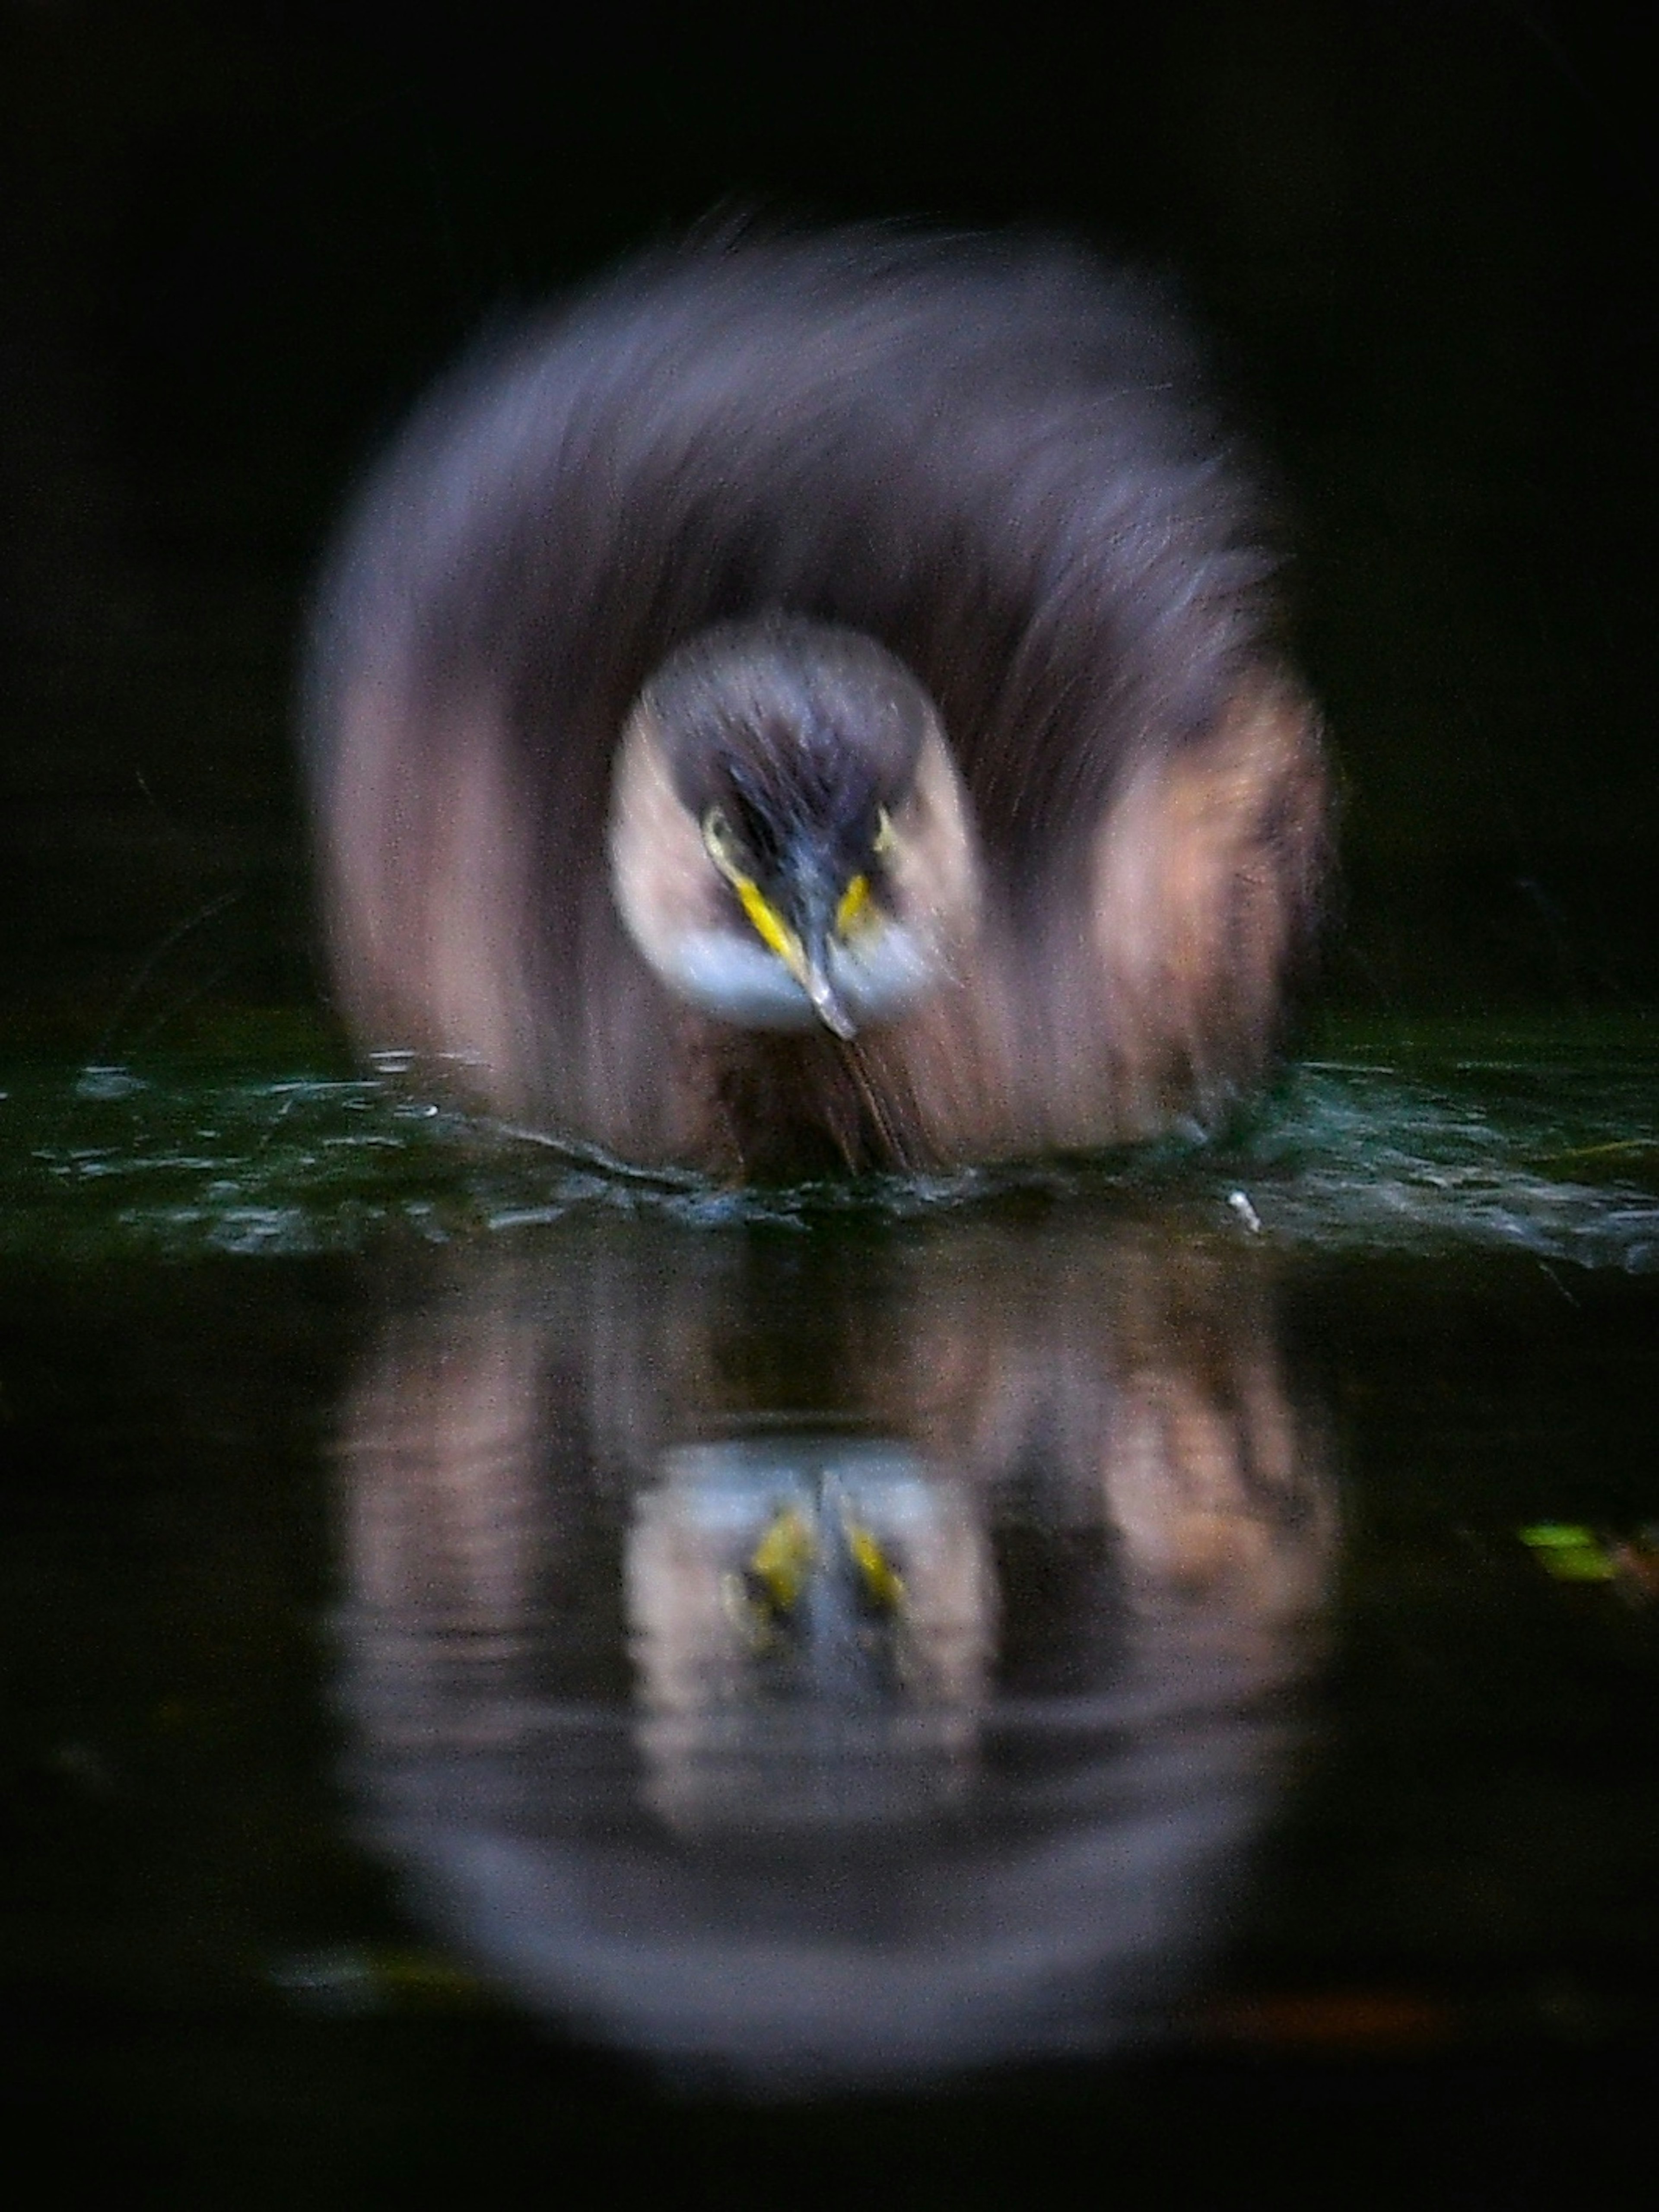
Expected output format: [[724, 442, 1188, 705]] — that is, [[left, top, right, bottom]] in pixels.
[[3, 1017, 1656, 2189]]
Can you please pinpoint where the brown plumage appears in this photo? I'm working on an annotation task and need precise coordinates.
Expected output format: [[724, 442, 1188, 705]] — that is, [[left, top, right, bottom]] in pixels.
[[304, 225, 1327, 1175]]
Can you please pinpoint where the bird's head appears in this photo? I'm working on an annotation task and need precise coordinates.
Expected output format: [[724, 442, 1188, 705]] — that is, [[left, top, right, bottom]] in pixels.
[[609, 619, 981, 1038]]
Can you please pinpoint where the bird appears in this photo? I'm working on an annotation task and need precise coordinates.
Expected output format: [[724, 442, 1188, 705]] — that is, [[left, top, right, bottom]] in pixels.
[[303, 225, 1327, 1177]]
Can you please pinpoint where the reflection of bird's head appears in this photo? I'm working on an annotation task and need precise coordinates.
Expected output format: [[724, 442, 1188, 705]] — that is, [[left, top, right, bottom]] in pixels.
[[609, 617, 983, 1039]]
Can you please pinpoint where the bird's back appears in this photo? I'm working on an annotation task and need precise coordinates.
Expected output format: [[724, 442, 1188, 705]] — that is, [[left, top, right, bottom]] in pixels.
[[305, 227, 1326, 1173]]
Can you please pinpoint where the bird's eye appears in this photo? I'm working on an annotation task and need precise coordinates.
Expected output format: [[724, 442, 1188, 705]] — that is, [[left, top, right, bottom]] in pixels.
[[871, 806, 896, 857], [702, 806, 743, 874]]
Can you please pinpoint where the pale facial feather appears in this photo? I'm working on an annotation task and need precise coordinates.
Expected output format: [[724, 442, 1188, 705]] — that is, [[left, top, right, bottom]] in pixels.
[[608, 700, 984, 1035]]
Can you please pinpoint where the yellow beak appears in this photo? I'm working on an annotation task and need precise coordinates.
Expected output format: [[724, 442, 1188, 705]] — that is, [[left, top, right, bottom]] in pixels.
[[730, 873, 860, 1039]]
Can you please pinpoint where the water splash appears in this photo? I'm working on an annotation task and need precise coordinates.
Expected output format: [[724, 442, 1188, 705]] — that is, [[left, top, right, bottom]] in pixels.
[[1, 1026, 1656, 1268], [1228, 1049, 1659, 1271]]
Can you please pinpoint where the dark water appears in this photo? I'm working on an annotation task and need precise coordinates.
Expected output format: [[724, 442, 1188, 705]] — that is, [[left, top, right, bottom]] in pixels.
[[3, 1019, 1657, 2201]]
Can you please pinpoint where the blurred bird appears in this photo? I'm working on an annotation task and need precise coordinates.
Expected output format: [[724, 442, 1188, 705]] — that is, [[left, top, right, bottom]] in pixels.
[[305, 225, 1326, 1175]]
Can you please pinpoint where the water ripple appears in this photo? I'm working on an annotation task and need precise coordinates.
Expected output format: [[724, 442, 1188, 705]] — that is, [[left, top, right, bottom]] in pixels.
[[1, 1031, 1656, 1268]]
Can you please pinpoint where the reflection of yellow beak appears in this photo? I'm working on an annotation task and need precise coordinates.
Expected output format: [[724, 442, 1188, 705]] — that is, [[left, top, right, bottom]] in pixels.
[[745, 1504, 816, 1613], [732, 1498, 906, 1631], [842, 1512, 906, 1611]]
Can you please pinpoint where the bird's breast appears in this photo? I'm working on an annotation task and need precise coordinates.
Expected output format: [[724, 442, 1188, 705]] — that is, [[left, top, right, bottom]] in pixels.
[[661, 918, 939, 1034]]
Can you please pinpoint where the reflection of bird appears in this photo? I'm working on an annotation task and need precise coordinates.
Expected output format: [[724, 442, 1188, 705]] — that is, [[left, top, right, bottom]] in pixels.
[[306, 227, 1326, 1174], [336, 1212, 1334, 2084]]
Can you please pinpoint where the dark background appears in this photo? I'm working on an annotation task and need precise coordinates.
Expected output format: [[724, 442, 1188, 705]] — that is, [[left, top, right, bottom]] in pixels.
[[2, 15, 1656, 2199], [2, 0, 1655, 1051]]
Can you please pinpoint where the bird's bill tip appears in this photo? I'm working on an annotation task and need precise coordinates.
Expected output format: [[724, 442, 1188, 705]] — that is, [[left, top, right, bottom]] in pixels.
[[801, 961, 858, 1040]]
